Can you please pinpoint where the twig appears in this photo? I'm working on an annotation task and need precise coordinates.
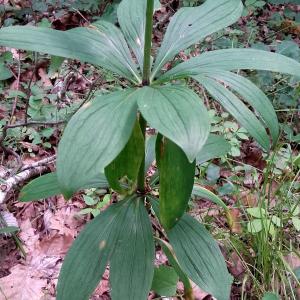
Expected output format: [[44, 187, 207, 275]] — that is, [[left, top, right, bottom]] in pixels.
[[10, 52, 21, 121], [24, 53, 38, 123], [5, 120, 65, 129], [20, 155, 56, 172], [0, 152, 56, 204], [0, 165, 48, 204]]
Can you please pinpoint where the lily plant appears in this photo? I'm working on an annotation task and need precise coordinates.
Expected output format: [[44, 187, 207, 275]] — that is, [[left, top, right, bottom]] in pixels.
[[1, 0, 300, 299]]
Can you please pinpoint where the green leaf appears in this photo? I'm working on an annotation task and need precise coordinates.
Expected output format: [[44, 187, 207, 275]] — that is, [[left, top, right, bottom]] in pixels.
[[157, 137, 195, 230], [196, 134, 231, 164], [48, 56, 64, 76], [293, 267, 300, 280], [19, 173, 61, 202], [196, 76, 270, 150], [271, 215, 282, 227], [57, 89, 138, 198], [117, 0, 146, 71], [156, 238, 192, 292], [192, 185, 228, 210], [168, 214, 233, 300], [151, 266, 179, 297], [247, 219, 263, 233], [83, 195, 98, 206], [292, 217, 300, 231], [109, 197, 155, 300], [0, 64, 13, 80], [145, 134, 157, 173], [57, 198, 130, 300], [152, 0, 243, 78], [105, 120, 144, 194], [262, 292, 280, 300], [160, 48, 300, 82], [20, 172, 108, 202], [200, 70, 279, 143], [137, 85, 210, 162], [0, 22, 140, 82], [58, 196, 154, 300], [246, 207, 266, 218], [0, 226, 19, 234]]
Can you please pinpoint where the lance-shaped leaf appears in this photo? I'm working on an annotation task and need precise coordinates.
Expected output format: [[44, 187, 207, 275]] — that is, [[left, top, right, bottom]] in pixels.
[[57, 89, 138, 198], [168, 214, 233, 300], [196, 134, 230, 164], [105, 120, 145, 194], [196, 76, 270, 151], [117, 0, 146, 70], [110, 197, 155, 300], [57, 197, 131, 300], [137, 85, 210, 162], [19, 173, 61, 202], [19, 172, 108, 202], [156, 137, 195, 230], [145, 134, 157, 174], [58, 196, 153, 300], [200, 70, 279, 143], [152, 0, 243, 78], [192, 185, 228, 210], [0, 21, 140, 82], [159, 48, 300, 82]]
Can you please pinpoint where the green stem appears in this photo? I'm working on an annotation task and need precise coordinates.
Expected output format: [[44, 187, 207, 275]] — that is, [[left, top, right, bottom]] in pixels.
[[142, 0, 154, 85], [137, 0, 154, 192], [137, 115, 147, 192]]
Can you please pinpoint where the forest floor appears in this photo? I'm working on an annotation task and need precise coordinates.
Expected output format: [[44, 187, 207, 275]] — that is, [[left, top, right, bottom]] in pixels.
[[0, 0, 300, 299]]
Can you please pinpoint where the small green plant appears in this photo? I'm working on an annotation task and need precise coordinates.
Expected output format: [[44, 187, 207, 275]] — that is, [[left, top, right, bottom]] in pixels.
[[78, 189, 111, 217], [2, 0, 300, 299]]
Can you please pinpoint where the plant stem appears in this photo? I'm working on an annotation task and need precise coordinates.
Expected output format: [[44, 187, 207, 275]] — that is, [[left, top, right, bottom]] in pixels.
[[137, 0, 154, 192], [142, 0, 154, 85], [137, 115, 147, 192], [184, 286, 195, 300]]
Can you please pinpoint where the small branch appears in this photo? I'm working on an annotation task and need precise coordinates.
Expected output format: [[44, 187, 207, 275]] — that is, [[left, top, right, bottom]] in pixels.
[[0, 154, 56, 204], [5, 120, 65, 129], [0, 165, 48, 204], [24, 53, 38, 123], [20, 155, 56, 172], [10, 52, 21, 122]]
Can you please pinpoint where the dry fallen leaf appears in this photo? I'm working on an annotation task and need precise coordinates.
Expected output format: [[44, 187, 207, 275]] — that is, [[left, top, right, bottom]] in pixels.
[[227, 208, 242, 234], [0, 264, 48, 300]]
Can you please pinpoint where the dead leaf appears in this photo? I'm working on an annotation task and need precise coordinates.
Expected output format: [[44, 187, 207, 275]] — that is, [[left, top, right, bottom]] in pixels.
[[0, 264, 47, 300], [228, 251, 245, 278], [227, 208, 242, 234]]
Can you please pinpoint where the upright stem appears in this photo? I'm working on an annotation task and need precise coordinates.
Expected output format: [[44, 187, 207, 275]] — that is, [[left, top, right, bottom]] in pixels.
[[142, 0, 154, 85], [137, 115, 147, 192], [137, 0, 154, 192]]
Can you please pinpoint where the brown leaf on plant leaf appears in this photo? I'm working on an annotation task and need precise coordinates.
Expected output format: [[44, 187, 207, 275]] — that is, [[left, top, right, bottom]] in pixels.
[[227, 208, 242, 234]]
